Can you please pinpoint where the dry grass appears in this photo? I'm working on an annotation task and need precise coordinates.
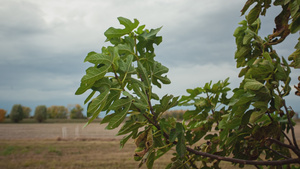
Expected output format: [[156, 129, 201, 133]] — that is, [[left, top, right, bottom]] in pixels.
[[0, 139, 256, 169], [0, 123, 299, 168], [0, 139, 173, 169]]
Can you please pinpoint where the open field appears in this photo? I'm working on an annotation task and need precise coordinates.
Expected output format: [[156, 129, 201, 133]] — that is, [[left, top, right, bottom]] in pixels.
[[0, 123, 299, 168]]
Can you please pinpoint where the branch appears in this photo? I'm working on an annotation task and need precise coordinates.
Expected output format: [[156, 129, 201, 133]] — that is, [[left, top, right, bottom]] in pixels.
[[267, 138, 300, 157], [266, 111, 294, 146], [186, 147, 300, 166], [282, 100, 299, 150], [265, 147, 290, 159]]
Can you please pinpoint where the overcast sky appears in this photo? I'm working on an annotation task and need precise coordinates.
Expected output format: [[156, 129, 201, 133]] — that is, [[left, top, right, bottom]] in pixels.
[[1, 0, 299, 116]]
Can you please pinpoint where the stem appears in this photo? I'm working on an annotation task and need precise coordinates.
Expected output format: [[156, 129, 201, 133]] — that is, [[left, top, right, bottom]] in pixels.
[[267, 138, 300, 157], [282, 100, 299, 150], [111, 64, 123, 87], [186, 147, 300, 166], [282, 130, 294, 146], [265, 146, 290, 159]]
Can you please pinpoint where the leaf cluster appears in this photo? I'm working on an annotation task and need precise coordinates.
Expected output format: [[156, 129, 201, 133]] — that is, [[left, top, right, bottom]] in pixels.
[[76, 1, 300, 167]]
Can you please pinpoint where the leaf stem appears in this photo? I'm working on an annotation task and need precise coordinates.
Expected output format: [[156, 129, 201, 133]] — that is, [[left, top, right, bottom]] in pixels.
[[186, 147, 300, 166], [282, 100, 299, 150]]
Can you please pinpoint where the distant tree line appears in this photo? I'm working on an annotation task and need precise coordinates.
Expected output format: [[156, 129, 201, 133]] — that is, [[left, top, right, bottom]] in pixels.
[[0, 104, 85, 123]]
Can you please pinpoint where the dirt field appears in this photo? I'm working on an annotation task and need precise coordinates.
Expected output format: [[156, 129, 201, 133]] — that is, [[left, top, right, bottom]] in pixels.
[[0, 122, 299, 140], [0, 123, 299, 169], [0, 123, 123, 140]]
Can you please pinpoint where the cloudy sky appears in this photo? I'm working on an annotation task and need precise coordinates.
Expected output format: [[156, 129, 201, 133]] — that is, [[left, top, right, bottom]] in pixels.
[[1, 0, 299, 116]]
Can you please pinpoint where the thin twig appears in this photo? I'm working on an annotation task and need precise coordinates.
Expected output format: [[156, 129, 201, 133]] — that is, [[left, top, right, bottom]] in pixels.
[[282, 130, 294, 146], [186, 147, 300, 166], [265, 146, 290, 159], [267, 138, 300, 157], [282, 100, 299, 150]]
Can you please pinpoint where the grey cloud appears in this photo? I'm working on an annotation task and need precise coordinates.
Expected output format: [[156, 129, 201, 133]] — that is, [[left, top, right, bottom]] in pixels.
[[0, 0, 47, 37], [1, 0, 299, 114]]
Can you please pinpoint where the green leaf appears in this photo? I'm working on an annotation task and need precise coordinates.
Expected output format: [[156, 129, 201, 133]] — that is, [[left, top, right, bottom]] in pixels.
[[169, 128, 177, 143], [102, 90, 121, 111], [118, 43, 134, 55], [118, 55, 135, 76], [252, 101, 268, 113], [244, 79, 264, 91], [92, 78, 112, 93], [295, 38, 300, 49], [137, 61, 150, 87], [241, 110, 254, 125], [84, 89, 110, 128], [81, 66, 110, 84], [250, 111, 264, 123], [288, 49, 300, 68], [152, 61, 171, 88], [120, 132, 133, 149], [139, 27, 162, 42], [176, 132, 186, 159], [84, 90, 96, 104], [75, 82, 94, 95], [106, 102, 131, 130], [241, 0, 256, 15], [137, 27, 163, 52], [104, 17, 139, 40], [100, 113, 115, 124], [235, 46, 251, 59], [136, 25, 145, 34], [133, 101, 148, 110], [247, 4, 261, 25], [290, 15, 300, 34], [275, 63, 288, 81], [272, 94, 282, 110], [290, 0, 299, 17], [274, 0, 285, 5], [131, 83, 148, 103], [110, 97, 132, 110], [243, 29, 255, 44], [229, 89, 255, 106], [146, 151, 155, 169], [154, 95, 179, 114], [117, 122, 144, 136], [84, 52, 113, 65], [227, 118, 241, 129], [87, 89, 110, 116]]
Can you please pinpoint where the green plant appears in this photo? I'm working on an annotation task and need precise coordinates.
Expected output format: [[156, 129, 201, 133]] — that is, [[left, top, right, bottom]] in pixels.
[[34, 105, 47, 123], [10, 104, 24, 123], [1, 146, 17, 156], [22, 106, 31, 119], [0, 109, 6, 122], [47, 105, 68, 119], [76, 1, 300, 168], [70, 104, 85, 119]]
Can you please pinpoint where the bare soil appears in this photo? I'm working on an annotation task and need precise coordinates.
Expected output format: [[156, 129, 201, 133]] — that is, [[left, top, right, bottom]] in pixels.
[[0, 123, 299, 168], [0, 123, 123, 140], [1, 122, 299, 140]]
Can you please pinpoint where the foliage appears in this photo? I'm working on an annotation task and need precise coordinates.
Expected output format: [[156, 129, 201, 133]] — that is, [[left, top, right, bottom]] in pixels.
[[162, 110, 185, 121], [22, 106, 31, 118], [0, 109, 6, 122], [34, 105, 47, 123], [47, 105, 68, 119], [76, 1, 300, 168], [70, 104, 85, 119], [10, 104, 24, 123]]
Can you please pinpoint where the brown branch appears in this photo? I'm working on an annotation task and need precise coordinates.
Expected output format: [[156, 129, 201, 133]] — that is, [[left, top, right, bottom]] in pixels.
[[186, 147, 300, 166], [267, 138, 300, 157], [265, 147, 290, 159], [282, 100, 299, 150], [282, 129, 294, 146]]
